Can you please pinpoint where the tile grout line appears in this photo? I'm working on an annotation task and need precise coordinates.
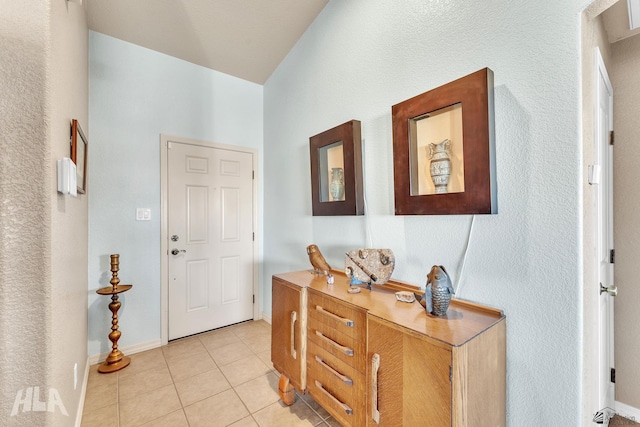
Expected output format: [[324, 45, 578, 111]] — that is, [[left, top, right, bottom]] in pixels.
[[165, 346, 189, 425], [158, 347, 191, 427], [85, 321, 336, 426]]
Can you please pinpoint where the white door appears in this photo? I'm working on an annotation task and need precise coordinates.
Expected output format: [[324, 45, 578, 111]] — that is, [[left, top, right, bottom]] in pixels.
[[595, 48, 616, 411], [168, 141, 254, 340]]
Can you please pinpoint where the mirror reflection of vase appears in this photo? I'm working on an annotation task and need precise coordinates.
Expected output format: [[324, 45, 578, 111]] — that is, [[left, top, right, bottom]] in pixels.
[[330, 167, 345, 201], [428, 139, 452, 194]]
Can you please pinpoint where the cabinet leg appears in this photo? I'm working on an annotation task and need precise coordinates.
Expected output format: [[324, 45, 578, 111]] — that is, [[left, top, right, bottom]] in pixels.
[[278, 374, 295, 405]]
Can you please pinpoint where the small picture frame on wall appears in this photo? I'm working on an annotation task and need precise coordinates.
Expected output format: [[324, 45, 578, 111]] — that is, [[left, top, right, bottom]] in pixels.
[[392, 68, 497, 215], [71, 119, 88, 194], [310, 120, 364, 216]]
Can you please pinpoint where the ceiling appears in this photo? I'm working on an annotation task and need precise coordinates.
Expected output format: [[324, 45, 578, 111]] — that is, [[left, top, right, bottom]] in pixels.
[[602, 0, 640, 43], [84, 0, 329, 84], [84, 0, 638, 84]]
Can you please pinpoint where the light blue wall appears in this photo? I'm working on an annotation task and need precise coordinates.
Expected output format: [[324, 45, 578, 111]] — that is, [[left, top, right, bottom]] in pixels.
[[88, 32, 263, 357], [263, 0, 584, 425]]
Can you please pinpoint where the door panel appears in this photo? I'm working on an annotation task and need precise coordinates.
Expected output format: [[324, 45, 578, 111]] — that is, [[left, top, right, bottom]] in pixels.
[[595, 48, 615, 410], [186, 259, 209, 311], [221, 187, 240, 240], [168, 142, 254, 340], [187, 186, 208, 243], [221, 256, 240, 303]]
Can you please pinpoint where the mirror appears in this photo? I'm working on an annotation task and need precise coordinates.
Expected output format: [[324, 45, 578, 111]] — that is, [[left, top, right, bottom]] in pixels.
[[392, 68, 497, 215], [309, 120, 364, 216]]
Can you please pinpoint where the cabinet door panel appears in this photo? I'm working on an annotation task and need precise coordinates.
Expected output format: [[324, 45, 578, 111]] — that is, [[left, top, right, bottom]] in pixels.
[[368, 317, 403, 426], [402, 333, 451, 425], [368, 316, 451, 427], [271, 278, 305, 391]]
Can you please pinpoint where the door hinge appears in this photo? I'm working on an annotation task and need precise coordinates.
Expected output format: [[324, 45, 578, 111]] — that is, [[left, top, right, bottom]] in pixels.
[[253, 294, 255, 304], [449, 365, 452, 382], [252, 170, 255, 179], [252, 232, 255, 241], [609, 130, 615, 146], [610, 249, 615, 264], [611, 368, 616, 383]]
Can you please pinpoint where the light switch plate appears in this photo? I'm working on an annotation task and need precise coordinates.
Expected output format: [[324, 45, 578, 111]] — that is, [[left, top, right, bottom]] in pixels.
[[136, 208, 151, 221]]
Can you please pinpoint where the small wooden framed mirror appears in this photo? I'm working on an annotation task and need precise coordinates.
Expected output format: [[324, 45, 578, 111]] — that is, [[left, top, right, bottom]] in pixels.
[[310, 120, 364, 216]]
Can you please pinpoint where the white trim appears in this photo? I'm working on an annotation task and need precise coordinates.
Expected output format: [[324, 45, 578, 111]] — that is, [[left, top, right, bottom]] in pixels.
[[159, 134, 260, 345], [87, 339, 163, 365], [629, 0, 640, 30], [74, 358, 90, 427], [261, 312, 272, 325], [616, 401, 640, 422], [595, 49, 614, 122]]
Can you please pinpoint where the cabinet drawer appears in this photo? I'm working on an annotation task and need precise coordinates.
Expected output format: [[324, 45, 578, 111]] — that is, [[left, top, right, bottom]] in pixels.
[[309, 369, 365, 427], [307, 291, 366, 340], [308, 315, 366, 372], [307, 341, 361, 393]]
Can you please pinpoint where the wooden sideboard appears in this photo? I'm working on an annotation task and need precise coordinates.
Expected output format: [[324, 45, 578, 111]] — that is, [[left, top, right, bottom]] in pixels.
[[271, 270, 506, 427]]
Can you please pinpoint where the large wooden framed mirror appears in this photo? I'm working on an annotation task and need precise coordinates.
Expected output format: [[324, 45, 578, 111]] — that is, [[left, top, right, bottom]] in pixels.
[[392, 68, 497, 215]]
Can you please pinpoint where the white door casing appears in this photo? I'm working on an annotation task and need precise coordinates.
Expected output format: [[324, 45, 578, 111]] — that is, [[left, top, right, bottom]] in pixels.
[[594, 47, 615, 411], [160, 135, 258, 342]]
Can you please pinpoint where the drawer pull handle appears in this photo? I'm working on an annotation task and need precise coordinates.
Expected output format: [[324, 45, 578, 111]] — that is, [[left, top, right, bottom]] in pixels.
[[316, 305, 354, 327], [315, 380, 353, 415], [315, 330, 354, 356], [315, 355, 353, 386], [372, 353, 380, 424], [290, 311, 297, 360]]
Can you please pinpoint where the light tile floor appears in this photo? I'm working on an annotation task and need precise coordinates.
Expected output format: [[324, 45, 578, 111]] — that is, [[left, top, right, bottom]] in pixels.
[[81, 320, 341, 427]]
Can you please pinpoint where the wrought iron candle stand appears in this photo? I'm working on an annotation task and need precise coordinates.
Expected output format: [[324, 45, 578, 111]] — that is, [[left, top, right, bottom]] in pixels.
[[96, 254, 133, 373]]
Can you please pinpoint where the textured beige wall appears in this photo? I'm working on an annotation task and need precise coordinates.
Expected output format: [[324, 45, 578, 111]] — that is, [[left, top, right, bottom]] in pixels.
[[581, 11, 613, 423], [610, 33, 640, 410], [0, 1, 52, 425], [0, 0, 88, 425]]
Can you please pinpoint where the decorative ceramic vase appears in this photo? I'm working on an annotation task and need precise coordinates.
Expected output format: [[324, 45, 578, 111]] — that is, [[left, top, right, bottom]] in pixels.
[[416, 265, 455, 316], [428, 139, 452, 194], [329, 167, 345, 200]]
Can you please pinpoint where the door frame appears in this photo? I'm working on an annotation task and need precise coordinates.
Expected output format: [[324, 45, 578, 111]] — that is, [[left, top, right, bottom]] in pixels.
[[593, 46, 615, 412], [160, 134, 259, 345]]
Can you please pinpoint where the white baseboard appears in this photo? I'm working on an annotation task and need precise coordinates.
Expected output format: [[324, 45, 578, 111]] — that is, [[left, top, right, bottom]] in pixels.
[[616, 401, 640, 422], [261, 312, 271, 324], [74, 358, 90, 427], [88, 339, 163, 365]]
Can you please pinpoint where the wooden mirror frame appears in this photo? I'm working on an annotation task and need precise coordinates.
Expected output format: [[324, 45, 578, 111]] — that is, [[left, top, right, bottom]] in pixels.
[[392, 68, 496, 215], [310, 120, 364, 216], [71, 119, 88, 194]]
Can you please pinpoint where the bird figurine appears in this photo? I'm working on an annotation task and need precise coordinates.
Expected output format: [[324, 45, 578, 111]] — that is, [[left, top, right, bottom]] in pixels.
[[419, 265, 454, 316], [307, 244, 331, 275]]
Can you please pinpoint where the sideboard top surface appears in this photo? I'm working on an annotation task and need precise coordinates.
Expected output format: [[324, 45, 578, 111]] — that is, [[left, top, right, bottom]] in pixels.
[[273, 270, 504, 347]]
